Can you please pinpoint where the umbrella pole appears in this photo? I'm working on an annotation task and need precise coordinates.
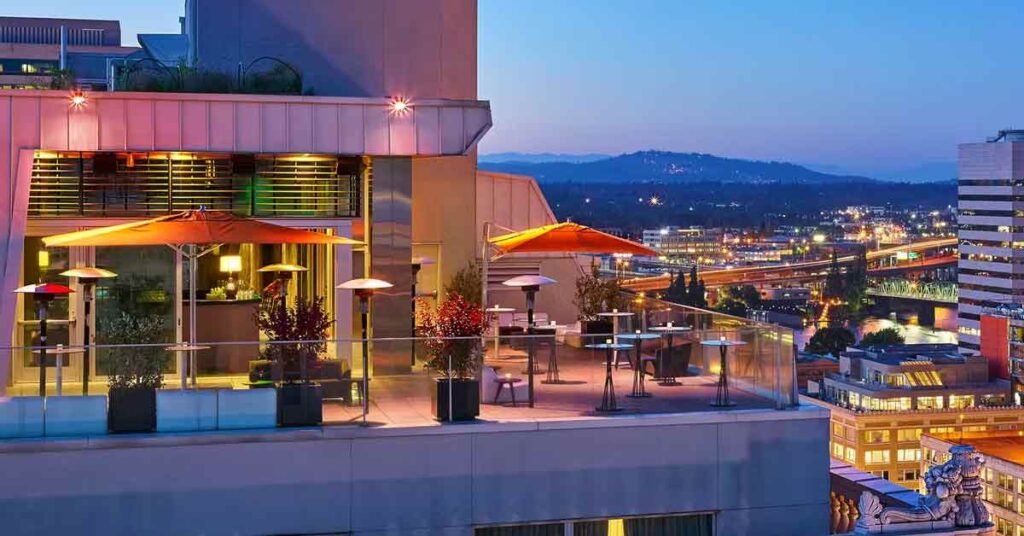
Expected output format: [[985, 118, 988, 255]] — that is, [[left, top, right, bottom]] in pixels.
[[189, 245, 198, 389]]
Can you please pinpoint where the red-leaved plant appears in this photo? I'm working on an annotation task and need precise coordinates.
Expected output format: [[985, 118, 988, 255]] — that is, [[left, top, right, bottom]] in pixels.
[[255, 295, 333, 382], [418, 292, 489, 379]]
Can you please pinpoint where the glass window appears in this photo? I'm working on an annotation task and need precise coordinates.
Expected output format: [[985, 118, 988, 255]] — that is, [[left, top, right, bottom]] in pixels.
[[949, 395, 975, 409], [833, 422, 845, 437], [833, 442, 844, 458], [865, 450, 890, 464], [901, 469, 920, 482], [863, 430, 890, 444], [897, 428, 922, 442], [846, 447, 857, 463], [917, 396, 944, 409], [897, 448, 921, 462]]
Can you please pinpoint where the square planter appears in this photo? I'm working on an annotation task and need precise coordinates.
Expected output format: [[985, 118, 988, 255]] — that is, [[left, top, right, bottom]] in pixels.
[[277, 383, 323, 427], [217, 388, 277, 430], [44, 396, 107, 437], [156, 390, 218, 432], [432, 379, 480, 422], [0, 396, 44, 438], [108, 388, 157, 433]]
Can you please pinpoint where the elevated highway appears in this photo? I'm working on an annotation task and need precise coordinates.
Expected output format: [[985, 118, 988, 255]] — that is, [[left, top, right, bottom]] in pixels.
[[622, 238, 957, 292]]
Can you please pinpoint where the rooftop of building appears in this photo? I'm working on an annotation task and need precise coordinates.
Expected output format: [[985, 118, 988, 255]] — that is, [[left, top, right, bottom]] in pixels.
[[925, 431, 1024, 466], [842, 343, 963, 366]]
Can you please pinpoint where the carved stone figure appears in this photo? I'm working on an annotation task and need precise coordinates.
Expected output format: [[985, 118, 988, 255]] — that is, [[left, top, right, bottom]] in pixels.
[[854, 445, 990, 533]]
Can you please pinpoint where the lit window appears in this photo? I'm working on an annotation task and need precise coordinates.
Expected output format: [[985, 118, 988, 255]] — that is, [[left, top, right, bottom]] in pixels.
[[845, 447, 857, 463], [21, 63, 38, 74], [863, 430, 890, 444], [865, 449, 891, 464], [897, 448, 921, 462], [897, 428, 922, 442], [833, 442, 844, 458]]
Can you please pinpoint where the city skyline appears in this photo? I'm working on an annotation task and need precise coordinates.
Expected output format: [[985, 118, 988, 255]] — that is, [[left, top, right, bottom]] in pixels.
[[5, 0, 1024, 178]]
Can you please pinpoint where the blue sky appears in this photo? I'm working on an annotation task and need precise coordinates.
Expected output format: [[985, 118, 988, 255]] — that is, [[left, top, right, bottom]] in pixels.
[[9, 1, 1024, 176]]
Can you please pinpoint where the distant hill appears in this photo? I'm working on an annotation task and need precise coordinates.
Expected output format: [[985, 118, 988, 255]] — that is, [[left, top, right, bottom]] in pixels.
[[479, 152, 610, 164], [478, 150, 874, 184]]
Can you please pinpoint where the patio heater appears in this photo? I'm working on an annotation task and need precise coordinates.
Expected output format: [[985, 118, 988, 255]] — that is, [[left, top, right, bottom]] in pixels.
[[60, 267, 117, 396], [501, 275, 556, 408], [338, 278, 393, 426], [258, 263, 308, 380], [14, 283, 74, 396], [410, 256, 436, 366]]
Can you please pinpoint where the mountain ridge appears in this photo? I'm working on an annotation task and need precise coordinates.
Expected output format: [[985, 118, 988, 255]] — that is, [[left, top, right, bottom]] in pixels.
[[478, 150, 904, 184]]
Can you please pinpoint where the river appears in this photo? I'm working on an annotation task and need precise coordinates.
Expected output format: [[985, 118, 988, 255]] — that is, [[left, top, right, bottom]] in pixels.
[[794, 314, 957, 351]]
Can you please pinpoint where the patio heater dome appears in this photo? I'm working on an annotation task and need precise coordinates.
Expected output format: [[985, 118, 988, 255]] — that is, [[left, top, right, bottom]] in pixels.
[[258, 263, 308, 274], [13, 283, 75, 296], [60, 267, 118, 280], [338, 278, 394, 294], [502, 275, 556, 289]]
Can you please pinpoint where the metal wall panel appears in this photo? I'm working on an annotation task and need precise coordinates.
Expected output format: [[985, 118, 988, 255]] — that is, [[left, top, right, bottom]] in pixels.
[[369, 157, 413, 374]]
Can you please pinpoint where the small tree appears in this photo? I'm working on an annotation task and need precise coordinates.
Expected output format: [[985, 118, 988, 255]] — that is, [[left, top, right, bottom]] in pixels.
[[664, 270, 687, 304], [806, 326, 855, 357], [574, 265, 608, 321], [823, 249, 845, 301], [255, 295, 333, 381], [418, 292, 489, 379], [98, 312, 168, 392], [446, 260, 483, 306], [686, 265, 701, 306], [860, 327, 905, 347]]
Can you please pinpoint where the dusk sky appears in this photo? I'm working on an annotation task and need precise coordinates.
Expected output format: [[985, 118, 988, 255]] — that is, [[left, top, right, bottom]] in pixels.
[[10, 1, 1024, 177]]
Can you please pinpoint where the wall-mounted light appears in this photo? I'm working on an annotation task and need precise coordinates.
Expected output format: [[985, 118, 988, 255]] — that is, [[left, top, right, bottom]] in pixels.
[[69, 90, 87, 109], [389, 97, 411, 115]]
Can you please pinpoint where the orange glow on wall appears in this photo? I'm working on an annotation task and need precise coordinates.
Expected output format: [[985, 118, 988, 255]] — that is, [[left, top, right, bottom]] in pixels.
[[980, 314, 1010, 380]]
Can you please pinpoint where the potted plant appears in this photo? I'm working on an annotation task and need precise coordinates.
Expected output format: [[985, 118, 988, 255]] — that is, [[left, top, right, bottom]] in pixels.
[[573, 265, 626, 335], [254, 295, 332, 426], [419, 292, 489, 421], [98, 312, 169, 433]]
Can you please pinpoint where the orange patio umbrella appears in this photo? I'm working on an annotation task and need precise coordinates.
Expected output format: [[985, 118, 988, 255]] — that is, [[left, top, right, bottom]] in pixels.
[[42, 209, 363, 388], [489, 222, 657, 256], [482, 221, 657, 307]]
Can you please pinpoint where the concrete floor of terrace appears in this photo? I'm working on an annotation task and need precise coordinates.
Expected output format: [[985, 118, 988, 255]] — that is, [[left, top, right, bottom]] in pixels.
[[324, 342, 777, 427]]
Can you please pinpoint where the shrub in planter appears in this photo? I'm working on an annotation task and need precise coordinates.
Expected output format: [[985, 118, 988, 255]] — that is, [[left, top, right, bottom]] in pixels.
[[419, 292, 489, 421], [574, 265, 627, 334], [98, 312, 168, 433], [254, 295, 333, 426]]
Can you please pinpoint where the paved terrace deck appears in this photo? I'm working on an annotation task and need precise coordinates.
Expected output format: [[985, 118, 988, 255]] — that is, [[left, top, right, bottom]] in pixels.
[[324, 342, 776, 427]]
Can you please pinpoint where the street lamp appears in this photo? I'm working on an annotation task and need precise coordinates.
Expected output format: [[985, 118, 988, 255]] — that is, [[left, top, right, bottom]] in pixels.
[[410, 256, 436, 366], [60, 267, 116, 395], [14, 283, 74, 396], [338, 277, 393, 426], [502, 275, 556, 408]]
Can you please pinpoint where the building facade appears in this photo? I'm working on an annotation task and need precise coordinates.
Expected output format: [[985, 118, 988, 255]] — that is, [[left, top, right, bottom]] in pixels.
[[957, 130, 1024, 355], [641, 226, 723, 263], [807, 343, 1015, 492], [0, 17, 138, 90], [922, 431, 1024, 536]]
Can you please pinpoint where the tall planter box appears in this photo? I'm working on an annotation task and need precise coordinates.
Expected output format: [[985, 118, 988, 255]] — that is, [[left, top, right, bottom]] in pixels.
[[44, 396, 107, 437], [277, 383, 323, 427], [217, 388, 277, 430], [432, 379, 480, 422], [156, 390, 218, 432], [108, 388, 156, 433]]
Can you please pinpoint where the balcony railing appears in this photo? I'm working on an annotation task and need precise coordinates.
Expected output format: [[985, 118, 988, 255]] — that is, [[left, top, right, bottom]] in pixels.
[[0, 317, 799, 439]]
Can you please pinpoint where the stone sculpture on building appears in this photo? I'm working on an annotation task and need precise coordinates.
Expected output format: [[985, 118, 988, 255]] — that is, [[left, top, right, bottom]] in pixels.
[[854, 445, 991, 534]]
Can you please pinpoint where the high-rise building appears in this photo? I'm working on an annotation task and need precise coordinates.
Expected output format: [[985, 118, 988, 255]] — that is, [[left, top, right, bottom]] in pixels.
[[957, 130, 1024, 355]]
